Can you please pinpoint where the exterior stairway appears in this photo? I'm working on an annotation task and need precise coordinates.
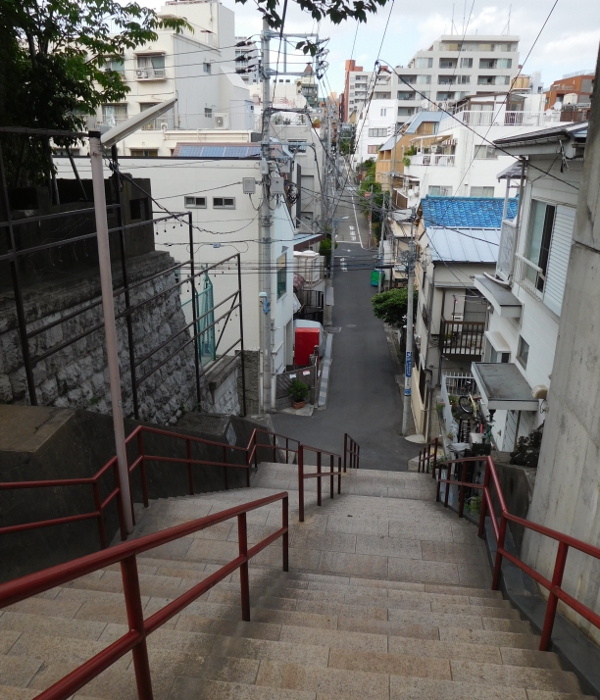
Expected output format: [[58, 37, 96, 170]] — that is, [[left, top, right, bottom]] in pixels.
[[0, 464, 595, 699]]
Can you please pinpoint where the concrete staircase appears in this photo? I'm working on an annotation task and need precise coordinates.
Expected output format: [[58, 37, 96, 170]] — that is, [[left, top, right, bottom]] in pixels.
[[0, 463, 594, 699]]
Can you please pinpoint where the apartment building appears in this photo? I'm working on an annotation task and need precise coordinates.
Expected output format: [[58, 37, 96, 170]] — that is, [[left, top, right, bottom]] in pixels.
[[88, 0, 253, 156], [544, 70, 595, 109], [350, 35, 521, 165]]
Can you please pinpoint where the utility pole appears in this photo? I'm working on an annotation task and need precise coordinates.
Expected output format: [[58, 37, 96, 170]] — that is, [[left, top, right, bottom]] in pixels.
[[402, 220, 416, 436], [368, 184, 373, 248], [260, 19, 273, 413]]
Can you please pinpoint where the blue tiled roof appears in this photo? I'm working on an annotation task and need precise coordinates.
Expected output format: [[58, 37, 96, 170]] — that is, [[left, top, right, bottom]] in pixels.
[[173, 144, 261, 158], [421, 196, 518, 228]]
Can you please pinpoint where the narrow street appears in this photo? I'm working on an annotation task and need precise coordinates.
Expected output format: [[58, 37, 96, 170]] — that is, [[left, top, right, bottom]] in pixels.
[[273, 178, 421, 470]]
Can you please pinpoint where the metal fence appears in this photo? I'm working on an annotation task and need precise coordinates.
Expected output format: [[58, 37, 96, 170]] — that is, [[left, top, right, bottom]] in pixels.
[[440, 372, 476, 442]]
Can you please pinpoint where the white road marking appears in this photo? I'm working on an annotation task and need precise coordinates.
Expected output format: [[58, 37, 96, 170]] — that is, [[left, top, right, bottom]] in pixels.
[[341, 257, 348, 272]]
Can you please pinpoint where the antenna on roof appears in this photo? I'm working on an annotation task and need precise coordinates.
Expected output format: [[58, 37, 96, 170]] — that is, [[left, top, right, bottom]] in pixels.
[[451, 4, 457, 35]]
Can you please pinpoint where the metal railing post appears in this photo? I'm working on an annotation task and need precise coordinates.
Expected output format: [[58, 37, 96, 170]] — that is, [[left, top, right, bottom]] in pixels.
[[317, 452, 322, 507], [444, 461, 451, 508], [237, 512, 250, 621], [478, 459, 491, 538], [418, 449, 422, 473], [329, 454, 334, 499], [282, 496, 289, 572], [121, 556, 154, 700], [492, 515, 507, 590], [298, 445, 305, 523], [338, 456, 342, 494], [93, 482, 107, 549], [540, 541, 569, 651], [113, 461, 127, 541], [343, 434, 348, 472], [357, 444, 360, 469], [187, 438, 194, 496], [138, 430, 149, 508], [254, 432, 259, 470], [432, 437, 438, 478], [435, 463, 442, 503]]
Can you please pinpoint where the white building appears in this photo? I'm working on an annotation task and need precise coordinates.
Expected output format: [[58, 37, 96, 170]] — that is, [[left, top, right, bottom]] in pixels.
[[470, 122, 586, 452], [54, 149, 320, 410], [351, 35, 521, 166], [401, 92, 557, 199], [88, 0, 254, 156]]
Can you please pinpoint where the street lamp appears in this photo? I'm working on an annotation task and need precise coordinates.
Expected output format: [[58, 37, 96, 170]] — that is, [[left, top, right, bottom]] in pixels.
[[89, 98, 176, 535], [331, 216, 349, 282]]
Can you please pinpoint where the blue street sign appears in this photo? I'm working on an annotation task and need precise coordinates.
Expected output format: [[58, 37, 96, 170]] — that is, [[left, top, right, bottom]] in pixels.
[[405, 351, 412, 378]]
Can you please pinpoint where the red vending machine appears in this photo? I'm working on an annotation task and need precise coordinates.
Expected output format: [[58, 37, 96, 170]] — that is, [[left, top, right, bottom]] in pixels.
[[294, 326, 320, 367]]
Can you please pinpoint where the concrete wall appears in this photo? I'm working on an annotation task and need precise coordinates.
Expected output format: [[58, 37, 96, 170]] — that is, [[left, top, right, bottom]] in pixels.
[[0, 406, 274, 581], [522, 55, 600, 644]]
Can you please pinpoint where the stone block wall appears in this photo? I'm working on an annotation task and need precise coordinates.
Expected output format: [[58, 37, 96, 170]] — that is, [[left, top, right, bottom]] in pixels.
[[0, 251, 239, 424]]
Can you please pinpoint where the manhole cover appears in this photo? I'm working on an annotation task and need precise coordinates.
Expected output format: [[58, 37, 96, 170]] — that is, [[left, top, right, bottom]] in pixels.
[[346, 324, 357, 328]]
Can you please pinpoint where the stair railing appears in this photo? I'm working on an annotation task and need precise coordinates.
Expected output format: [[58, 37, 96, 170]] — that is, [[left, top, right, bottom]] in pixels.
[[0, 491, 289, 700], [417, 436, 439, 475], [297, 444, 343, 522], [435, 455, 600, 651], [0, 425, 296, 549], [343, 433, 360, 470]]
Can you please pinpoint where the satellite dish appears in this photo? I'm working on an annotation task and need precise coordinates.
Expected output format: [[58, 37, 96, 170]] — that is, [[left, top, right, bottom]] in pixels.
[[408, 189, 414, 196], [552, 101, 562, 111]]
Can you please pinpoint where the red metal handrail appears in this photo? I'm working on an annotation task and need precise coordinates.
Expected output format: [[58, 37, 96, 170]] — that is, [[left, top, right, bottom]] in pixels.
[[0, 491, 289, 700], [417, 437, 439, 475], [435, 455, 600, 651], [0, 424, 298, 549], [298, 444, 342, 522], [343, 433, 360, 471]]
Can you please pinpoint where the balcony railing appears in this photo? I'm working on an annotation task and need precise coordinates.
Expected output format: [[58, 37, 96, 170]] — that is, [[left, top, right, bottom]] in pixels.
[[136, 68, 166, 80], [409, 154, 455, 167], [440, 320, 486, 356], [439, 110, 560, 130], [515, 253, 544, 298], [497, 218, 517, 279]]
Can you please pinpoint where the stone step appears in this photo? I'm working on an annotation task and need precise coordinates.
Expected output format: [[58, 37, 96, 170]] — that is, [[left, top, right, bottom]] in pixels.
[[168, 679, 315, 700]]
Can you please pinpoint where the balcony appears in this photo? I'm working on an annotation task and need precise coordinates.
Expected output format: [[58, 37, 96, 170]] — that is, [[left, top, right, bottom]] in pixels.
[[136, 68, 166, 80], [409, 154, 455, 167], [440, 320, 486, 356], [497, 218, 517, 279], [439, 110, 560, 130]]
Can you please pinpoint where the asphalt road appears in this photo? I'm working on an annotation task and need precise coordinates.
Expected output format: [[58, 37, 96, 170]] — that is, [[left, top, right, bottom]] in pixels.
[[273, 179, 421, 471]]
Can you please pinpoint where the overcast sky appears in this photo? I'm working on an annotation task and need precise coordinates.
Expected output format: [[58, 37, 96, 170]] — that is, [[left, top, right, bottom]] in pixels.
[[144, 0, 599, 95]]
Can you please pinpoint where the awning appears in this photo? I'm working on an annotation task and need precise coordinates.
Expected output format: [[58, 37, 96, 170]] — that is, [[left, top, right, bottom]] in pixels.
[[484, 331, 510, 353], [471, 362, 539, 411], [474, 275, 522, 318], [293, 232, 324, 250]]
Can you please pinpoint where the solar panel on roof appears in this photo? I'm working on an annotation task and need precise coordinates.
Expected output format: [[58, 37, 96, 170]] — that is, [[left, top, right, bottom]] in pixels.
[[201, 146, 225, 157]]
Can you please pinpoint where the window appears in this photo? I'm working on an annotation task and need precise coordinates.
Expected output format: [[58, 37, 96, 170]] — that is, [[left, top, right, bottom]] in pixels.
[[397, 107, 415, 116], [102, 103, 127, 127], [490, 348, 510, 363], [213, 197, 235, 209], [277, 253, 287, 299], [415, 57, 433, 68], [204, 108, 213, 118], [104, 56, 124, 74], [460, 57, 473, 68], [474, 145, 497, 159], [438, 76, 456, 85], [415, 75, 432, 84], [497, 58, 512, 69], [367, 144, 383, 154], [437, 92, 456, 101], [470, 186, 495, 197], [517, 337, 529, 368], [479, 59, 497, 69], [380, 108, 387, 117], [428, 185, 452, 196], [439, 59, 456, 69], [184, 196, 207, 208], [374, 92, 391, 99], [397, 91, 414, 100], [458, 75, 471, 84], [140, 103, 159, 130], [136, 54, 165, 79], [524, 200, 555, 292], [368, 128, 387, 137], [203, 62, 211, 73], [129, 148, 158, 157]]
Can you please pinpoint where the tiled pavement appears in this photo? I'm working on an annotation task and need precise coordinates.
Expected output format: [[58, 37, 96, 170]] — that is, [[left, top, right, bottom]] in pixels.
[[0, 463, 594, 699]]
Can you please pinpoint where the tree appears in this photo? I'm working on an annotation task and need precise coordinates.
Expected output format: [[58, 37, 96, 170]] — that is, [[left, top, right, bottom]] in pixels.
[[0, 0, 187, 185], [371, 287, 418, 326]]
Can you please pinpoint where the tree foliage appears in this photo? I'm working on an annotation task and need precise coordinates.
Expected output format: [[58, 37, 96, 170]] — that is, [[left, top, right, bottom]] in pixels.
[[0, 0, 187, 185], [358, 158, 385, 223], [371, 287, 418, 326]]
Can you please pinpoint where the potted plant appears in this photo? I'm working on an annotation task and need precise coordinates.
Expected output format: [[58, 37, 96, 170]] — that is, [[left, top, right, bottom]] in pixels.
[[289, 379, 309, 409]]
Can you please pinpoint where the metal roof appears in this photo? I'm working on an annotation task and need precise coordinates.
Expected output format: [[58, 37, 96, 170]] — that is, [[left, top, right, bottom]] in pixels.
[[427, 227, 500, 264], [421, 196, 518, 228], [405, 111, 443, 134], [493, 122, 588, 147]]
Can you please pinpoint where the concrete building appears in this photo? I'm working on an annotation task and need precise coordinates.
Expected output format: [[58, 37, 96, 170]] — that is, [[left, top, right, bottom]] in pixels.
[[350, 35, 521, 166], [343, 60, 374, 121], [519, 63, 600, 645], [401, 92, 556, 200], [54, 149, 318, 411], [470, 122, 586, 456], [88, 0, 254, 156], [544, 70, 595, 110]]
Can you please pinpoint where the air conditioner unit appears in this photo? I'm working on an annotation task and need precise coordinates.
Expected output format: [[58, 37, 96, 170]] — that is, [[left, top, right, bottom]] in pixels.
[[136, 69, 148, 79], [213, 113, 229, 129], [159, 119, 169, 130]]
